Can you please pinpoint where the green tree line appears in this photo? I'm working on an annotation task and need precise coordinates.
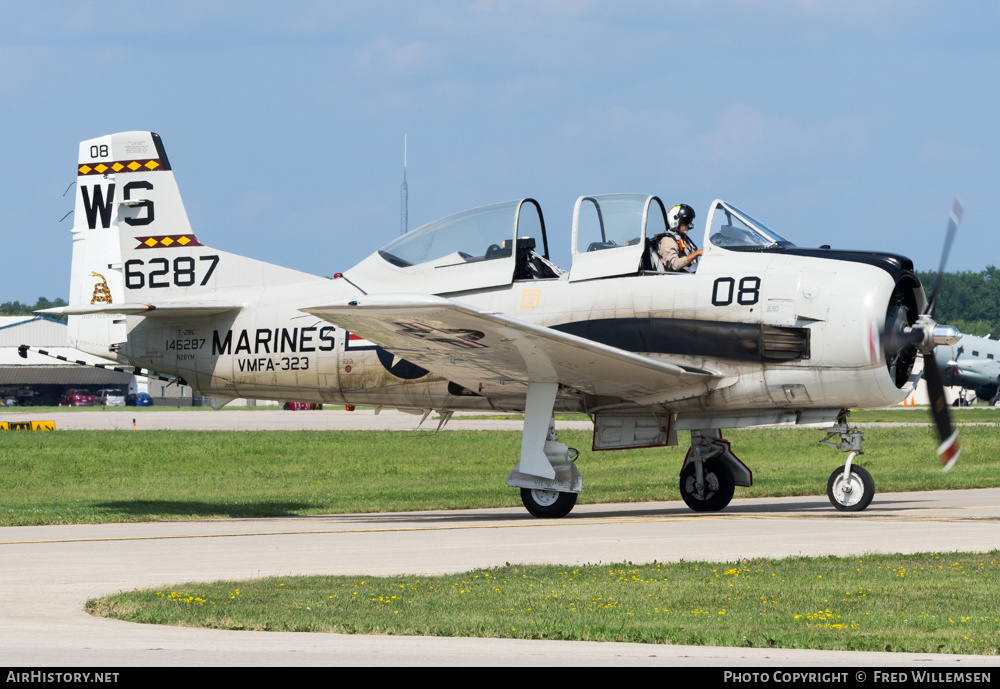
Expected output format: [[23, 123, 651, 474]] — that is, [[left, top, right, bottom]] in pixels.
[[916, 267, 1000, 338], [1, 297, 68, 322]]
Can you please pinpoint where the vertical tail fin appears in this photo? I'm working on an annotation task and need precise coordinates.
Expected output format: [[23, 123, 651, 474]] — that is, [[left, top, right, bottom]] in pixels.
[[66, 132, 322, 353], [70, 132, 190, 310]]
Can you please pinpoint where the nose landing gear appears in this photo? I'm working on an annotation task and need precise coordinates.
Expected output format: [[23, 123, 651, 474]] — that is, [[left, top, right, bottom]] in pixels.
[[821, 414, 875, 511]]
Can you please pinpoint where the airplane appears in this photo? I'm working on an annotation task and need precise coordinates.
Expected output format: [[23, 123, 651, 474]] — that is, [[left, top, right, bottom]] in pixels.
[[31, 131, 964, 518], [935, 333, 1000, 405]]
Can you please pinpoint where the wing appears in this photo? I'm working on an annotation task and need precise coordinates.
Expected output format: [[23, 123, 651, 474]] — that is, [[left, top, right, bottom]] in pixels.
[[302, 293, 729, 406]]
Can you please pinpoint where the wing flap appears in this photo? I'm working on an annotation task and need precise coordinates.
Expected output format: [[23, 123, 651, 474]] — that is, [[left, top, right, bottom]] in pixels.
[[302, 294, 726, 405]]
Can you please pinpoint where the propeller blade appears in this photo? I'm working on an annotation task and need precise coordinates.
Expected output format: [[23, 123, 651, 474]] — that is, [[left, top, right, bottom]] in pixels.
[[925, 197, 963, 318], [922, 353, 959, 471]]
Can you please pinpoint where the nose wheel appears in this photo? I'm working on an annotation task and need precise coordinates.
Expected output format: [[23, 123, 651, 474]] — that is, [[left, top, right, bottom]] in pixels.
[[821, 416, 875, 511], [827, 463, 874, 512]]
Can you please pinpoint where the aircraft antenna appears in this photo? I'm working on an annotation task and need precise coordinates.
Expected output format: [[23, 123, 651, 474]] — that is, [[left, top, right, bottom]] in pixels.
[[400, 134, 408, 235]]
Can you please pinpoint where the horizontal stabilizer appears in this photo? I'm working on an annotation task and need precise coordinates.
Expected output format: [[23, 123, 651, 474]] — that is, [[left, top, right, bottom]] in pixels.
[[38, 301, 240, 317]]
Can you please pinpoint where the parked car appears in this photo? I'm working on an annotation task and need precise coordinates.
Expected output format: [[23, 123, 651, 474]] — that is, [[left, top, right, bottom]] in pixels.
[[94, 388, 126, 406], [125, 392, 154, 406], [59, 389, 94, 406], [283, 402, 323, 410]]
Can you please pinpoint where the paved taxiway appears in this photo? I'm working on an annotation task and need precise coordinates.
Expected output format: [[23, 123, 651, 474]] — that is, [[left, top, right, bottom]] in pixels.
[[0, 407, 581, 431], [2, 409, 998, 666]]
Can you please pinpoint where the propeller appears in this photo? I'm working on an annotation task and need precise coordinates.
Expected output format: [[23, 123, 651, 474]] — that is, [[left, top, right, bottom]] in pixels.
[[882, 197, 963, 471]]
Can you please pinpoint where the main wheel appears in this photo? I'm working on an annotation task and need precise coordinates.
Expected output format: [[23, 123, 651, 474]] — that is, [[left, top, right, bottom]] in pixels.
[[679, 458, 735, 512], [520, 488, 577, 518], [827, 465, 874, 511]]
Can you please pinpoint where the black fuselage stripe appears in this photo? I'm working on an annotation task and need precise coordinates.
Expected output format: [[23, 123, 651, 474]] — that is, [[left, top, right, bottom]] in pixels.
[[551, 318, 800, 363]]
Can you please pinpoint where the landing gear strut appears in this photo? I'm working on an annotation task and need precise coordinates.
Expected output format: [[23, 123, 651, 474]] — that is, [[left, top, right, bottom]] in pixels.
[[821, 413, 875, 511], [507, 382, 582, 518]]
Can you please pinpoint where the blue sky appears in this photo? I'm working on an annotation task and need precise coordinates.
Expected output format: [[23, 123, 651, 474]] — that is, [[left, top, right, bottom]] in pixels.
[[2, 1, 998, 302]]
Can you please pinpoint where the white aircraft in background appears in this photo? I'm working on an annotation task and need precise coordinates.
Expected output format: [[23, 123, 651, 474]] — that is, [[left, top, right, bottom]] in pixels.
[[30, 131, 964, 518], [936, 333, 1000, 405]]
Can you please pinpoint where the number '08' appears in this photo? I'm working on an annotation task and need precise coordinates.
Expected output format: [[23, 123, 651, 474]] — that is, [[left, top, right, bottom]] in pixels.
[[712, 276, 760, 306]]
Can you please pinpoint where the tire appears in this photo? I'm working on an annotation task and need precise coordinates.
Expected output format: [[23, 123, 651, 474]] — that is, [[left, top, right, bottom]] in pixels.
[[827, 465, 874, 512], [679, 458, 735, 512], [520, 488, 577, 518]]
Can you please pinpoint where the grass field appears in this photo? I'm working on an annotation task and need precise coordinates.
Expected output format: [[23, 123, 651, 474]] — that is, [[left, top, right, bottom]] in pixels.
[[2, 424, 999, 526], [86, 551, 1000, 654], [6, 417, 998, 653]]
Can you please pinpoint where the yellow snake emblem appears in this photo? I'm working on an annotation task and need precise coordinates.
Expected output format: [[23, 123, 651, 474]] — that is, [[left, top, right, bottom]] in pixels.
[[90, 271, 112, 304]]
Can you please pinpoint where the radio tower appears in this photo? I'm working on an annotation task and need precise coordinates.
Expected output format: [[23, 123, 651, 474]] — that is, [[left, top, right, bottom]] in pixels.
[[400, 134, 408, 235]]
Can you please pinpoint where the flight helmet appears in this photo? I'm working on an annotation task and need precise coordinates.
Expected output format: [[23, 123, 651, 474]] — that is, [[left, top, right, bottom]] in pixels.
[[668, 204, 696, 230]]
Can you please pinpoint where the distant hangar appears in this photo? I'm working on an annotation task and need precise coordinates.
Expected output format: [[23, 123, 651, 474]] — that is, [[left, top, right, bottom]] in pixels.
[[0, 316, 191, 406]]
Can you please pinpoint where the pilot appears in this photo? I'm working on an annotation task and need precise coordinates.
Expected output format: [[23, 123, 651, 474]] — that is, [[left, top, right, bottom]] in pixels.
[[657, 203, 704, 272]]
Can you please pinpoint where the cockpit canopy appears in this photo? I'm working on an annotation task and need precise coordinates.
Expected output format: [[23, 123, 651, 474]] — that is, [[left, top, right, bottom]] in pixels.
[[569, 194, 667, 282], [565, 197, 798, 281], [344, 196, 799, 294], [573, 194, 666, 254], [378, 199, 549, 269], [345, 198, 560, 295]]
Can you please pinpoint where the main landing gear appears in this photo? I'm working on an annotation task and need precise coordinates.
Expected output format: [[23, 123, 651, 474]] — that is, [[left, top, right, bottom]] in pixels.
[[680, 458, 735, 512], [821, 414, 875, 511], [507, 383, 583, 518], [509, 428, 582, 518], [520, 487, 578, 518], [678, 430, 751, 512]]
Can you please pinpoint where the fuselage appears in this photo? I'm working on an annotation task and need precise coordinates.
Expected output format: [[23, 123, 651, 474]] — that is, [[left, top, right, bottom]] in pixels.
[[104, 244, 918, 416]]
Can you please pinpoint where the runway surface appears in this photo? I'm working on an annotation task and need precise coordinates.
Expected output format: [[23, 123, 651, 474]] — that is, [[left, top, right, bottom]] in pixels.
[[1, 407, 580, 431], [3, 489, 999, 667], [7, 407, 996, 432], [2, 409, 998, 666]]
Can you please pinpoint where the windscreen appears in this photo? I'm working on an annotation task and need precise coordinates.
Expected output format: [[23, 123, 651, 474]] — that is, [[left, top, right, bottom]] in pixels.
[[708, 202, 794, 250]]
